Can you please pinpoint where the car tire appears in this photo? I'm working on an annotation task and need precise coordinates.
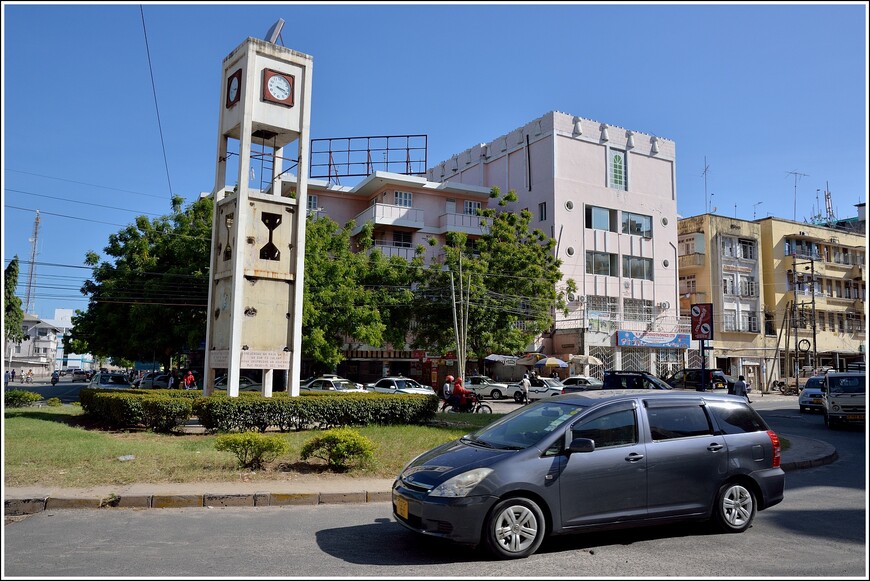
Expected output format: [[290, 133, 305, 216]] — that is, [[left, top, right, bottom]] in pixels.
[[490, 389, 502, 401], [712, 481, 756, 533], [483, 497, 546, 559], [514, 392, 525, 403]]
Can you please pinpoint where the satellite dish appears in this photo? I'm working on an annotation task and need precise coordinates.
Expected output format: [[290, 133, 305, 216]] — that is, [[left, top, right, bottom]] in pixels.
[[265, 19, 285, 44]]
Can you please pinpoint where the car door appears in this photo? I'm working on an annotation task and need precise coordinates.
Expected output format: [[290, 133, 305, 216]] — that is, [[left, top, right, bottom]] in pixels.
[[641, 398, 727, 518], [559, 401, 648, 527]]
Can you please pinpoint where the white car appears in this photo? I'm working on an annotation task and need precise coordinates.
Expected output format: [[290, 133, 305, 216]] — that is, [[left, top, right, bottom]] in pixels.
[[213, 375, 263, 392], [798, 377, 825, 413], [560, 375, 603, 393], [465, 375, 511, 400], [506, 377, 565, 402], [301, 377, 368, 393], [365, 377, 435, 395]]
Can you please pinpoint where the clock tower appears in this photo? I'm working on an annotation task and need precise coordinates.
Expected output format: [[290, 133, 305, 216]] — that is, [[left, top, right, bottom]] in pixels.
[[204, 36, 313, 397]]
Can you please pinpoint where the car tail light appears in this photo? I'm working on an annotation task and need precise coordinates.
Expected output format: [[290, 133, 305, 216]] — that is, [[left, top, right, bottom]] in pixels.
[[767, 430, 781, 468]]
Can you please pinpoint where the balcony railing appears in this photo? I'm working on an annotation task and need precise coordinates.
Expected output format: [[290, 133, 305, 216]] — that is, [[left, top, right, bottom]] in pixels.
[[349, 203, 424, 236], [678, 253, 705, 269], [367, 242, 416, 261], [437, 212, 492, 234]]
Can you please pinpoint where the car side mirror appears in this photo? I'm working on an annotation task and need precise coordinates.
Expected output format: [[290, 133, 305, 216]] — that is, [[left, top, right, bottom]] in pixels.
[[566, 435, 595, 454], [820, 385, 827, 393]]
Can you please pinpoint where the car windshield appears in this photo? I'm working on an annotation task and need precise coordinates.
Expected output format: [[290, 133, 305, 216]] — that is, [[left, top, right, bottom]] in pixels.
[[828, 375, 866, 394], [334, 381, 357, 390], [469, 401, 585, 450], [100, 375, 130, 386]]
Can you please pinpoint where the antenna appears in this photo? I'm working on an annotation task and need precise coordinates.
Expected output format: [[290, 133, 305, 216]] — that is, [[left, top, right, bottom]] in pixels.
[[24, 210, 40, 315], [786, 170, 809, 222], [265, 19, 285, 45], [701, 156, 710, 213], [752, 201, 763, 219]]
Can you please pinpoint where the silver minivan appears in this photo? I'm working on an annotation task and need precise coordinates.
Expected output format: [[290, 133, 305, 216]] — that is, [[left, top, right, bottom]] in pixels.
[[392, 390, 784, 559]]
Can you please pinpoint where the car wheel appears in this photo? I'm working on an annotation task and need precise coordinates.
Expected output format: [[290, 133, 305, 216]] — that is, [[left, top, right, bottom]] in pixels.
[[483, 497, 546, 559], [490, 389, 502, 400], [514, 392, 524, 403], [712, 481, 756, 533]]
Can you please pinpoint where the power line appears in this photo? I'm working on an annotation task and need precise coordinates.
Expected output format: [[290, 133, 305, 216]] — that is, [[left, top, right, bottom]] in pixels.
[[140, 5, 174, 199]]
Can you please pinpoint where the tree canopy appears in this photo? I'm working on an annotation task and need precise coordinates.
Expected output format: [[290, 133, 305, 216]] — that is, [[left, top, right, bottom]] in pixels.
[[4, 255, 25, 344]]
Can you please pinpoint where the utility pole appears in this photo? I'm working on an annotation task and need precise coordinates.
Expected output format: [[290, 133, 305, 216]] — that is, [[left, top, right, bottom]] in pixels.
[[809, 257, 817, 371], [792, 254, 801, 383]]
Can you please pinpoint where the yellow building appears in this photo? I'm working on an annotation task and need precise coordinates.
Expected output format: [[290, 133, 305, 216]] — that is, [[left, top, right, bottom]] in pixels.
[[678, 212, 866, 390]]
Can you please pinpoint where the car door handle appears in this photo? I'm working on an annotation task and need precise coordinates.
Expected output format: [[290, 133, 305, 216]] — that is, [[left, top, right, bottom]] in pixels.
[[707, 443, 725, 452], [625, 453, 644, 462]]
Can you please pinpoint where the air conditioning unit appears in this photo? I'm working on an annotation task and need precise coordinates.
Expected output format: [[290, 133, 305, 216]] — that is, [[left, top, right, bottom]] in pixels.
[[657, 301, 670, 310], [798, 231, 808, 236], [830, 237, 839, 244], [567, 292, 576, 302]]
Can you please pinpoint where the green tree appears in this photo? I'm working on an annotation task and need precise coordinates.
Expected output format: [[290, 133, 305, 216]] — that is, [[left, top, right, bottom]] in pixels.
[[4, 255, 25, 344], [66, 195, 212, 369], [412, 187, 575, 372]]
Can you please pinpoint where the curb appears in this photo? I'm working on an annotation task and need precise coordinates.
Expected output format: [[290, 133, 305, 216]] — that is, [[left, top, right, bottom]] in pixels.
[[5, 489, 393, 517]]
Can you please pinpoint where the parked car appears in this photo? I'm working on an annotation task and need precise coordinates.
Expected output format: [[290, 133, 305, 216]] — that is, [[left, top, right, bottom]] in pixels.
[[505, 377, 565, 402], [603, 370, 673, 390], [301, 377, 368, 393], [71, 369, 90, 383], [301, 374, 363, 390], [88, 372, 133, 389], [663, 368, 729, 391], [465, 376, 511, 400], [798, 375, 826, 413], [392, 389, 785, 559], [136, 371, 164, 389], [366, 377, 435, 395], [560, 375, 603, 393], [213, 375, 262, 392]]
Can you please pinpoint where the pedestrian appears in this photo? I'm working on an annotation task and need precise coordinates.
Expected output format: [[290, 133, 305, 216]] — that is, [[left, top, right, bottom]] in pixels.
[[521, 374, 531, 405], [183, 370, 197, 390], [4, 370, 10, 389], [441, 375, 454, 411], [733, 375, 751, 403], [11, 369, 16, 383], [167, 373, 175, 389]]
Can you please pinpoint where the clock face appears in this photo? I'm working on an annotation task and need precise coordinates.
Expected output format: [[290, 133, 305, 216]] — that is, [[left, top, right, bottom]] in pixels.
[[225, 69, 242, 109], [267, 75, 291, 100], [262, 68, 294, 106]]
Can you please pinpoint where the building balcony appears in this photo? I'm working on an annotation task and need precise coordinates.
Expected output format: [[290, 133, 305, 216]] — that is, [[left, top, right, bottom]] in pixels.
[[366, 242, 416, 261], [437, 212, 492, 235], [678, 253, 705, 269], [349, 203, 424, 236]]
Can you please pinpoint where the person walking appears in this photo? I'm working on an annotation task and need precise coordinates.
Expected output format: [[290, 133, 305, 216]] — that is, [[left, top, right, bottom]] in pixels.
[[10, 369, 16, 383], [733, 375, 751, 403], [521, 374, 531, 405], [4, 370, 10, 389], [183, 370, 197, 390]]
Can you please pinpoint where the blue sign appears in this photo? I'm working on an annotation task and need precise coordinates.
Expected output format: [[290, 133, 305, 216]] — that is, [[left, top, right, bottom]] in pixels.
[[617, 331, 690, 349]]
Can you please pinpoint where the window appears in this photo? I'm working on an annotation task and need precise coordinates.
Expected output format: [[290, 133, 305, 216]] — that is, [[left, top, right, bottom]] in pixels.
[[646, 404, 713, 440], [678, 236, 696, 256], [586, 251, 619, 276], [587, 295, 618, 318], [394, 191, 413, 207], [679, 275, 696, 294], [707, 402, 766, 434], [740, 277, 758, 297], [740, 311, 759, 333], [307, 194, 318, 212], [608, 148, 627, 191], [622, 212, 652, 238], [624, 298, 654, 322], [572, 408, 638, 448], [464, 200, 481, 215], [738, 238, 756, 260], [585, 206, 616, 232], [723, 274, 736, 295], [538, 202, 547, 222], [393, 231, 412, 248], [622, 256, 654, 281], [724, 310, 737, 331], [722, 237, 736, 258]]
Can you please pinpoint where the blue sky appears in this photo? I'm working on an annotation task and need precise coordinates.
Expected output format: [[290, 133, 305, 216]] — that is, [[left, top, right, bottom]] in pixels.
[[2, 2, 868, 322]]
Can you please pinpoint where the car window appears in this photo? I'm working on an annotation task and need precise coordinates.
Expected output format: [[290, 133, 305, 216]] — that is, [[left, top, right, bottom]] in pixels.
[[707, 402, 767, 434], [572, 408, 638, 448], [827, 375, 865, 394], [646, 404, 713, 440], [473, 402, 585, 449]]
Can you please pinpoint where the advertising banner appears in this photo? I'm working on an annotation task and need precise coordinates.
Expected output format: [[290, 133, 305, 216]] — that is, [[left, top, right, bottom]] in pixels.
[[690, 303, 714, 340], [617, 331, 691, 349]]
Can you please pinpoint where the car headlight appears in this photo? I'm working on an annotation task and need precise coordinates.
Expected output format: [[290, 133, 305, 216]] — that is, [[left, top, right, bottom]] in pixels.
[[429, 468, 493, 498]]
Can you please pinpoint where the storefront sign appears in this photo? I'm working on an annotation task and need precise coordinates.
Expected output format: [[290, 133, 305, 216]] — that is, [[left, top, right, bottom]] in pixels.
[[617, 330, 691, 349]]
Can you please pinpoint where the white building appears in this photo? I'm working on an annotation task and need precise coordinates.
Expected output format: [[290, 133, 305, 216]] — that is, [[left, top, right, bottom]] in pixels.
[[43, 308, 94, 372], [4, 314, 61, 380], [428, 111, 686, 378]]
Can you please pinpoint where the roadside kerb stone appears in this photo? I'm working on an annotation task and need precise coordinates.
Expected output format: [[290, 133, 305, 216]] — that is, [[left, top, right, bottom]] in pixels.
[[269, 492, 318, 506], [46, 497, 102, 510], [152, 494, 203, 509], [115, 495, 151, 508], [203, 493, 256, 508], [320, 491, 366, 504], [4, 497, 47, 516], [367, 491, 392, 503]]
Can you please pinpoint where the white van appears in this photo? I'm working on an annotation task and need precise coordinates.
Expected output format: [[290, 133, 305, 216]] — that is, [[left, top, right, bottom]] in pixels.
[[822, 371, 866, 429]]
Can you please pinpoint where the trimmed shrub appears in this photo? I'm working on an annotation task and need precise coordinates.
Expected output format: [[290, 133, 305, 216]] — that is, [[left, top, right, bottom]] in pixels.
[[141, 396, 194, 433], [45, 397, 63, 407], [214, 431, 290, 470], [300, 427, 375, 471], [4, 390, 42, 408]]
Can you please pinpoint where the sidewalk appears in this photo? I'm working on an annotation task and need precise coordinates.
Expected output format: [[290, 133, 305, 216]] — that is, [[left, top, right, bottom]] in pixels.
[[4, 432, 836, 517]]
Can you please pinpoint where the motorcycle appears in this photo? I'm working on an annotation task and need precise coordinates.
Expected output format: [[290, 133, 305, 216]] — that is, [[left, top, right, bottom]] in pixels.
[[51, 375, 59, 386], [446, 392, 492, 414]]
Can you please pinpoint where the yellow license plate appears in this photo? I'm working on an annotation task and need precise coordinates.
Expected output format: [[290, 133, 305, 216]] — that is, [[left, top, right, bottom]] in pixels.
[[395, 496, 408, 519], [811, 399, 822, 404], [846, 415, 864, 421]]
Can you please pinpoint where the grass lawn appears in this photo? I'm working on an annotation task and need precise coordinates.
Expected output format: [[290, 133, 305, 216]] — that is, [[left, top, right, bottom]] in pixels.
[[3, 405, 502, 488]]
